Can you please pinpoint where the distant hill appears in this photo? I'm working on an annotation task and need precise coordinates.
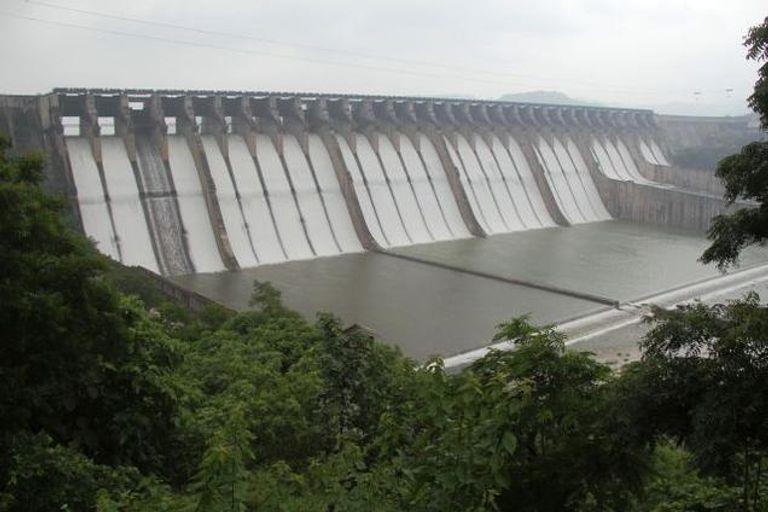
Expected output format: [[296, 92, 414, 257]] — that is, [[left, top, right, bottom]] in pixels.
[[497, 90, 600, 106], [433, 93, 478, 100]]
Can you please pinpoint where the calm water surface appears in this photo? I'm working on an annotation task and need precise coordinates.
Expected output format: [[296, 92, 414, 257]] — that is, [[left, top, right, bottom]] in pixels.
[[173, 220, 768, 360]]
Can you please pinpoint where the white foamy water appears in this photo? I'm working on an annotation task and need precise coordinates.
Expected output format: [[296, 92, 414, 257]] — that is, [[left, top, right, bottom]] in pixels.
[[227, 135, 286, 263], [453, 134, 507, 233], [254, 134, 314, 259], [307, 134, 362, 252], [537, 136, 584, 224], [68, 137, 119, 259], [418, 134, 471, 237], [282, 135, 339, 256], [201, 135, 259, 268], [167, 136, 225, 273], [378, 134, 432, 243], [100, 137, 158, 271], [352, 134, 411, 246]]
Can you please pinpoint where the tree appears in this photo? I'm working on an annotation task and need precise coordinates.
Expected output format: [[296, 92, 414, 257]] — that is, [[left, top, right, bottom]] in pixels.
[[0, 135, 183, 485], [623, 295, 768, 510], [375, 317, 650, 511], [638, 443, 741, 512], [701, 16, 768, 269]]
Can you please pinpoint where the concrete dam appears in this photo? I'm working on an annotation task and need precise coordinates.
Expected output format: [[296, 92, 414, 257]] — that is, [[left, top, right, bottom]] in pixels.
[[2, 89, 766, 360], [2, 89, 701, 273]]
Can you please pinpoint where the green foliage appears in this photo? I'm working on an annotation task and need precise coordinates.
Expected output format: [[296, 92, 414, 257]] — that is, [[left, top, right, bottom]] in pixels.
[[746, 17, 768, 128], [315, 313, 413, 449], [702, 16, 768, 269], [373, 318, 648, 511], [622, 294, 768, 509], [702, 142, 768, 268], [191, 410, 253, 512], [105, 263, 168, 308], [0, 137, 184, 480], [638, 443, 741, 512], [1, 432, 139, 512], [249, 445, 402, 511]]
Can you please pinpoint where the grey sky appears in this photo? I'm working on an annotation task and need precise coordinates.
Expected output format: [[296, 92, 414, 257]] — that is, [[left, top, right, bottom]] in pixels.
[[0, 0, 765, 115]]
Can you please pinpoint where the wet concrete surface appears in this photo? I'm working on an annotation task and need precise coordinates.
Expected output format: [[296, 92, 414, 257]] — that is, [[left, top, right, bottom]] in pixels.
[[572, 272, 768, 370]]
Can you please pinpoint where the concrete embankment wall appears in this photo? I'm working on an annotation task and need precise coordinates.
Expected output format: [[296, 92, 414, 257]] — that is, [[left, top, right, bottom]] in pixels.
[[641, 165, 725, 197], [594, 178, 733, 232], [130, 266, 232, 313]]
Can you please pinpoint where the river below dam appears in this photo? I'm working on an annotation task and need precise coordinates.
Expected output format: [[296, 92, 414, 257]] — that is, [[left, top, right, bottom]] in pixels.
[[172, 219, 768, 360]]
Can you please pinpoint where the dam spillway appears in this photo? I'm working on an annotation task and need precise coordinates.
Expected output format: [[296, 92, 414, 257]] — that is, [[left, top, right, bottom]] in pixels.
[[5, 87, 708, 275]]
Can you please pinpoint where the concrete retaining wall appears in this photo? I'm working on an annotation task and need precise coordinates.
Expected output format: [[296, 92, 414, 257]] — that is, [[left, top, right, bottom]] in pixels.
[[595, 178, 733, 232], [133, 266, 232, 313], [642, 165, 726, 197]]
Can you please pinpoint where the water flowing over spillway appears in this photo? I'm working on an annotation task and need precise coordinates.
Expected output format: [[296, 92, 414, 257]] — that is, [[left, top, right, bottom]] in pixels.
[[100, 137, 159, 272], [378, 134, 433, 243], [633, 137, 671, 169], [649, 139, 671, 166], [66, 122, 628, 273], [282, 134, 340, 256], [68, 137, 120, 260], [306, 134, 362, 253], [339, 133, 412, 246], [67, 120, 629, 274], [60, 90, 694, 276], [417, 133, 473, 237], [226, 135, 286, 264], [565, 138, 611, 220], [535, 135, 611, 224], [506, 136, 556, 228], [254, 133, 315, 259], [448, 134, 508, 233], [592, 135, 666, 184], [202, 135, 259, 268], [19, 88, 748, 282], [167, 136, 226, 273], [398, 134, 456, 240]]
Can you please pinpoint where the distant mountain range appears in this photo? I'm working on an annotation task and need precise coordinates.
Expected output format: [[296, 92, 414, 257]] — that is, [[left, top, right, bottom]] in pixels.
[[497, 90, 600, 106]]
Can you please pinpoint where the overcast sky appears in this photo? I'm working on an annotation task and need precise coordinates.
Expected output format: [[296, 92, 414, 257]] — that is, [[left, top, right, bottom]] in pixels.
[[0, 0, 765, 115]]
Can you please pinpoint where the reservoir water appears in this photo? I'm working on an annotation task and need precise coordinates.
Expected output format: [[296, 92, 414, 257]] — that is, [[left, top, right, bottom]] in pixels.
[[173, 220, 768, 360]]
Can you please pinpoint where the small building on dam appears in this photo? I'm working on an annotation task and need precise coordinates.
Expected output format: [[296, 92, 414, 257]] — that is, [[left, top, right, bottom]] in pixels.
[[1, 88, 766, 360]]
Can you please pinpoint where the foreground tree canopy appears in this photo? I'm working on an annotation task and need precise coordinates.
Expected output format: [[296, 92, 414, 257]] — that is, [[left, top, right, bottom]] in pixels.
[[702, 16, 768, 269]]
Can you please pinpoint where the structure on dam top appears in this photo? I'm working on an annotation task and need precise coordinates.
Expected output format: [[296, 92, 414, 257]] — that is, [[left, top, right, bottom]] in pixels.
[[0, 88, 760, 275]]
